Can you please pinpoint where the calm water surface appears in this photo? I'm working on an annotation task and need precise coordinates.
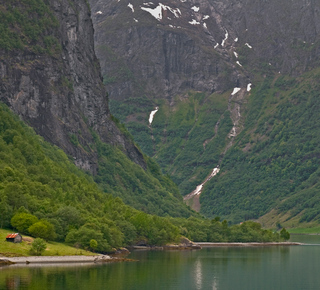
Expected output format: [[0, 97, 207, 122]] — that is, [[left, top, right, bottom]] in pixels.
[[1, 235, 320, 290]]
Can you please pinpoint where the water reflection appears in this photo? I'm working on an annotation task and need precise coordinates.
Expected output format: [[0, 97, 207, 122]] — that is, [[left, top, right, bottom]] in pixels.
[[194, 259, 202, 289], [1, 237, 320, 290]]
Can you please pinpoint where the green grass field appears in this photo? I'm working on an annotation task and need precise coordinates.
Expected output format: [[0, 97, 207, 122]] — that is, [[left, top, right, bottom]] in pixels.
[[0, 229, 95, 257], [288, 226, 320, 234]]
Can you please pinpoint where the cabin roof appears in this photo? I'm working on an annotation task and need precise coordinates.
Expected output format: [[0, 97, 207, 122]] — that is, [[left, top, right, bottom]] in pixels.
[[6, 233, 20, 239]]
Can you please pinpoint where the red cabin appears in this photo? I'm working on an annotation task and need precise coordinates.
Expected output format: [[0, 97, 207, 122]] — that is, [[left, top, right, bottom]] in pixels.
[[6, 233, 22, 243]]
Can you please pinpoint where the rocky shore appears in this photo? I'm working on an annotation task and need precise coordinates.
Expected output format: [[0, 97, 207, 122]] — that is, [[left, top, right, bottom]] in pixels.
[[129, 237, 202, 250]]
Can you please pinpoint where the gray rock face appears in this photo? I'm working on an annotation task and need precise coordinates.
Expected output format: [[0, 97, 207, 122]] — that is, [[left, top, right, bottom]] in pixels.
[[0, 0, 146, 173], [90, 0, 246, 102], [90, 0, 320, 102], [215, 0, 320, 74]]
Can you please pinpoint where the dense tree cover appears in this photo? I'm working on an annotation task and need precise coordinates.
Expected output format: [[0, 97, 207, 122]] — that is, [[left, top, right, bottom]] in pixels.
[[0, 103, 281, 252], [170, 218, 287, 242], [0, 103, 182, 251], [201, 69, 320, 224], [110, 91, 232, 195], [92, 126, 195, 218]]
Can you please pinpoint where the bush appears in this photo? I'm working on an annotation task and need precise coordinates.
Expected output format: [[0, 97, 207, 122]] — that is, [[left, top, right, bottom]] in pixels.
[[65, 225, 112, 253], [28, 220, 56, 241], [11, 213, 38, 234], [30, 238, 47, 256], [280, 228, 290, 241]]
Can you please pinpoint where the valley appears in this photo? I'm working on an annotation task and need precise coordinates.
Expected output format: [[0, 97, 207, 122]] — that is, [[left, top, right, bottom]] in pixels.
[[0, 0, 320, 259], [90, 0, 320, 226]]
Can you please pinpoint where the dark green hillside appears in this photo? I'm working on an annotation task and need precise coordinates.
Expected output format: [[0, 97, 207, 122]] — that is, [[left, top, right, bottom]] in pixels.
[[92, 124, 195, 217], [110, 91, 232, 195], [0, 103, 284, 249], [201, 69, 320, 225], [0, 103, 190, 250]]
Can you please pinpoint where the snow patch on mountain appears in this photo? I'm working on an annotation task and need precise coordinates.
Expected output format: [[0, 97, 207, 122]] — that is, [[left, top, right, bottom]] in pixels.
[[221, 30, 229, 47], [141, 3, 181, 21], [185, 167, 220, 199], [236, 61, 243, 67], [231, 87, 241, 95], [128, 3, 134, 12], [245, 43, 252, 49], [233, 51, 238, 58], [149, 107, 159, 124], [229, 126, 236, 137], [203, 15, 210, 20], [189, 19, 200, 25], [247, 83, 252, 92], [191, 6, 199, 12]]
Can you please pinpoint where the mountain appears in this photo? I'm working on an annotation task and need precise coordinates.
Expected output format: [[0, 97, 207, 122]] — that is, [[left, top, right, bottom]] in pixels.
[[0, 0, 145, 173], [0, 0, 194, 218], [90, 0, 320, 226]]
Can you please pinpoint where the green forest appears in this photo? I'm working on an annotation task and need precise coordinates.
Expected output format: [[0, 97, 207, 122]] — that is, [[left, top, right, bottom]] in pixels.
[[0, 103, 286, 253], [110, 65, 320, 228], [201, 69, 320, 224], [91, 121, 195, 218], [110, 90, 233, 195]]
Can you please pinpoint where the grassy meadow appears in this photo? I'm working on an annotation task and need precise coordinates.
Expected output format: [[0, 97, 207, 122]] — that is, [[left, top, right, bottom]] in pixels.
[[0, 229, 94, 257]]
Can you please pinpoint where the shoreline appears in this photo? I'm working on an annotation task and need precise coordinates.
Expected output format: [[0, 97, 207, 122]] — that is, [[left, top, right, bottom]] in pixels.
[[197, 242, 303, 247], [0, 255, 135, 266], [0, 242, 304, 266]]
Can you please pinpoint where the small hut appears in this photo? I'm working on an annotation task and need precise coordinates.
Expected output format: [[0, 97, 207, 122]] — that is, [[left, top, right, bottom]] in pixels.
[[6, 233, 22, 243]]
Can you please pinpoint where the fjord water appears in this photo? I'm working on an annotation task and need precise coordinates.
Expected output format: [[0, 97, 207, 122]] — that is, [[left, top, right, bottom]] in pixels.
[[1, 235, 320, 290]]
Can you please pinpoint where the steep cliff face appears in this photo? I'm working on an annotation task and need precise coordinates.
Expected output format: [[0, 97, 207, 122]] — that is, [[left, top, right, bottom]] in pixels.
[[0, 0, 146, 173], [90, 0, 249, 101], [91, 0, 320, 101]]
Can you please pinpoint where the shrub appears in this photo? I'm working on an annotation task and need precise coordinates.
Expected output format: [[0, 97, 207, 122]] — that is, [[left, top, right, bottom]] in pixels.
[[30, 238, 47, 256], [11, 213, 38, 234], [28, 220, 56, 241]]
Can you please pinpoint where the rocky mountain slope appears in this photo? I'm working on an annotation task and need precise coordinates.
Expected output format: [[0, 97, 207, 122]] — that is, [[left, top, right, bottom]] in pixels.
[[0, 0, 145, 174], [0, 0, 194, 217], [90, 0, 320, 225], [91, 0, 320, 97]]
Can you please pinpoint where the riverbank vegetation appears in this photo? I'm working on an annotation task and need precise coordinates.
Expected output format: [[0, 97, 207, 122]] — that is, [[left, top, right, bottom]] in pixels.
[[170, 218, 289, 243]]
